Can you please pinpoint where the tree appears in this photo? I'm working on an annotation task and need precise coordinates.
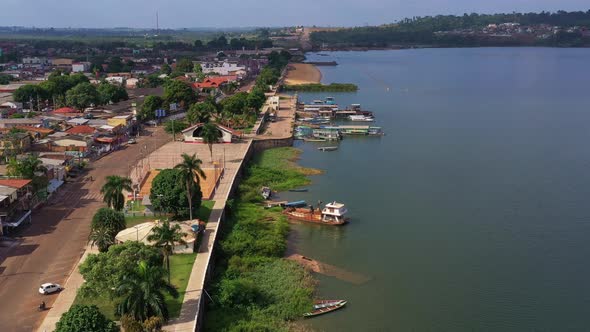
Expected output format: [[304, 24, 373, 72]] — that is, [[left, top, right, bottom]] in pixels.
[[174, 153, 206, 223], [186, 102, 214, 124], [160, 63, 172, 75], [7, 154, 45, 179], [97, 82, 128, 105], [163, 80, 195, 109], [193, 63, 202, 74], [0, 74, 12, 84], [246, 88, 266, 111], [66, 82, 99, 109], [92, 207, 126, 234], [89, 226, 117, 253], [116, 261, 178, 322], [12, 84, 47, 111], [55, 305, 118, 332], [175, 58, 193, 73], [150, 169, 202, 218], [193, 39, 204, 49], [108, 56, 124, 73], [139, 95, 163, 121], [147, 220, 188, 283], [100, 175, 133, 211], [201, 123, 223, 162], [79, 242, 162, 298], [163, 119, 189, 136]]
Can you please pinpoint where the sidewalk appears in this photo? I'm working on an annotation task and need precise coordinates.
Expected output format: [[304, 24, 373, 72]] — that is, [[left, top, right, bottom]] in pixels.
[[37, 244, 98, 332]]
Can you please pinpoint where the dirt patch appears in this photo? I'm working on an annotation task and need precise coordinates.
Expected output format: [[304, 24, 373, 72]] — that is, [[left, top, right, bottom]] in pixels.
[[286, 254, 371, 285]]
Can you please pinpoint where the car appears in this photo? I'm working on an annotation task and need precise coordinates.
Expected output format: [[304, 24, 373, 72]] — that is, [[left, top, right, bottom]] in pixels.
[[128, 138, 137, 144], [39, 283, 62, 295]]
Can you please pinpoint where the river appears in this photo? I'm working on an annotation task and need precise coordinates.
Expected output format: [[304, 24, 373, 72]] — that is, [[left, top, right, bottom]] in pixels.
[[283, 48, 590, 331]]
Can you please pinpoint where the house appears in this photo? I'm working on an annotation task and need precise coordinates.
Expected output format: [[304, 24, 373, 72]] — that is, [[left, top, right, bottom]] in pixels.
[[53, 107, 81, 114], [0, 132, 31, 159], [15, 126, 54, 139], [72, 62, 91, 73], [126, 78, 139, 89], [192, 75, 238, 90], [0, 179, 33, 235], [66, 118, 89, 126], [105, 76, 124, 85], [22, 57, 49, 65], [0, 118, 42, 128], [66, 125, 96, 136], [181, 123, 239, 143], [52, 135, 93, 154]]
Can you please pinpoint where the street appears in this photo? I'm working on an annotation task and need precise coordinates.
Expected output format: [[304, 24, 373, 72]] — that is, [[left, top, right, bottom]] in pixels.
[[0, 127, 170, 332]]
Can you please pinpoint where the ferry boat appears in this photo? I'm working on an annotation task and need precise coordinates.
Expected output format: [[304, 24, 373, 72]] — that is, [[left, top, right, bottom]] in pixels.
[[283, 201, 349, 226], [312, 128, 342, 141]]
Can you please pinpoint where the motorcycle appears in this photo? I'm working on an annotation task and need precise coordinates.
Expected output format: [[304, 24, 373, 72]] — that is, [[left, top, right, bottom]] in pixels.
[[38, 302, 46, 311]]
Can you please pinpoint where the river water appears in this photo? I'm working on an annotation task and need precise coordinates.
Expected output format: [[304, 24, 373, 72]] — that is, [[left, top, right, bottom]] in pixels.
[[284, 48, 590, 331]]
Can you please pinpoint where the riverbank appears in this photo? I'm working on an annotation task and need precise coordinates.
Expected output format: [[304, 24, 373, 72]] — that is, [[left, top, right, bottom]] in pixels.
[[283, 83, 358, 92], [284, 63, 322, 85], [204, 147, 319, 331]]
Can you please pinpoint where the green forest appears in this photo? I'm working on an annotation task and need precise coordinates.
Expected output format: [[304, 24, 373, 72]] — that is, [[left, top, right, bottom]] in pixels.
[[311, 10, 590, 48]]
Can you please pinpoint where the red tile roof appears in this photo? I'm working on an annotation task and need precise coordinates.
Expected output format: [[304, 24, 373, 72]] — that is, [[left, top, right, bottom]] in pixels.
[[66, 125, 95, 135], [54, 107, 80, 114], [16, 126, 54, 134], [0, 179, 32, 189], [192, 75, 237, 89]]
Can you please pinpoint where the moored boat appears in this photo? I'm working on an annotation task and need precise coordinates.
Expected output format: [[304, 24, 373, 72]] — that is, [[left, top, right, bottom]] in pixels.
[[261, 187, 271, 200], [349, 115, 374, 122], [284, 201, 349, 225], [289, 188, 309, 192], [303, 300, 347, 317], [318, 146, 338, 151]]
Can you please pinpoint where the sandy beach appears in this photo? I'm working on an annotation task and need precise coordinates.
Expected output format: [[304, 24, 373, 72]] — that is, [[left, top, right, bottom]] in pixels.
[[284, 63, 322, 85]]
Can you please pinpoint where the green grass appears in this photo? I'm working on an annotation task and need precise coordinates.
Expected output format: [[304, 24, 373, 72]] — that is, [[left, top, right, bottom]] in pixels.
[[125, 200, 145, 212], [73, 253, 198, 321], [125, 215, 162, 228], [165, 253, 198, 318], [124, 201, 213, 228]]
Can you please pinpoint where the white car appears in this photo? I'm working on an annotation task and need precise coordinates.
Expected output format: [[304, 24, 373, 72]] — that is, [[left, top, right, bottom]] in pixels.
[[39, 283, 62, 295]]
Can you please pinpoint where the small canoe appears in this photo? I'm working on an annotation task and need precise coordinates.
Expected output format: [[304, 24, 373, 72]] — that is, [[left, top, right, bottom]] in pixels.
[[304, 300, 347, 317], [289, 188, 309, 192], [318, 146, 338, 151], [281, 200, 307, 208]]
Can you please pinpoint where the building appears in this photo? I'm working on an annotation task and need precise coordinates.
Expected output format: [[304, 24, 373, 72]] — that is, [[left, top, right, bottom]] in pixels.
[[0, 118, 42, 129], [181, 123, 238, 143], [72, 62, 91, 73], [22, 57, 49, 65], [200, 61, 246, 76], [0, 132, 31, 159], [192, 75, 237, 91], [0, 179, 33, 235], [126, 78, 139, 89], [65, 125, 96, 136]]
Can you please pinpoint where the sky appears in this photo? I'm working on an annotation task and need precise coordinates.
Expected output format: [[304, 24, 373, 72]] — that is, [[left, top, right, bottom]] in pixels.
[[1, 0, 588, 29]]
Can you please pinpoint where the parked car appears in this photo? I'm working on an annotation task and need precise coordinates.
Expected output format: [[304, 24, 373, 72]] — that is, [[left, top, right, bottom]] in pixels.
[[39, 283, 62, 295]]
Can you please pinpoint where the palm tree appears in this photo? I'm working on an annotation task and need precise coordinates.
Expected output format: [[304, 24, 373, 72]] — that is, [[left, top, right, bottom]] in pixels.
[[100, 175, 133, 211], [147, 220, 187, 283], [89, 227, 116, 253], [201, 123, 222, 162], [174, 153, 206, 222], [116, 261, 178, 322]]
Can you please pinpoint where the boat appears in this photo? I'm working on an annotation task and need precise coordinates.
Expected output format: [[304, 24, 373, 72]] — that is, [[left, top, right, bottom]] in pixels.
[[289, 188, 309, 192], [281, 200, 307, 208], [318, 146, 338, 151], [261, 187, 271, 200], [303, 300, 347, 317], [304, 138, 327, 142], [283, 201, 349, 226], [349, 115, 374, 122]]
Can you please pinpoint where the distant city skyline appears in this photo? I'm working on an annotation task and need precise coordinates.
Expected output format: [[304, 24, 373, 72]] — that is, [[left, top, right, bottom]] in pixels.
[[1, 0, 588, 29]]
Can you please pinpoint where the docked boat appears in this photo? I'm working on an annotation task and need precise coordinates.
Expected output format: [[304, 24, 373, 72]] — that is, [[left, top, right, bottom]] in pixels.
[[304, 138, 327, 142], [261, 187, 271, 200], [289, 188, 309, 192], [318, 146, 338, 151], [281, 200, 308, 208], [283, 201, 349, 225], [349, 115, 374, 122], [304, 300, 347, 317]]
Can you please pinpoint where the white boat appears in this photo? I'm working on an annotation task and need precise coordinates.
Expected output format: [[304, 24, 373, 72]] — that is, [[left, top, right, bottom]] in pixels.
[[348, 115, 374, 122], [318, 146, 338, 151]]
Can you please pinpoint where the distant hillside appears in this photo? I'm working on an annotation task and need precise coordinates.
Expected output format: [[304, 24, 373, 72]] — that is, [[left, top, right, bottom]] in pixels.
[[310, 10, 590, 48]]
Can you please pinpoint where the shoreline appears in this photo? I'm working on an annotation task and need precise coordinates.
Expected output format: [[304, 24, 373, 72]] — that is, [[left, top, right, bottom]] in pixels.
[[284, 63, 322, 85]]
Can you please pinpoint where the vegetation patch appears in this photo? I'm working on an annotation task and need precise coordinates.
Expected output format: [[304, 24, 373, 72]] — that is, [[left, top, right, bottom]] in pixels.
[[204, 147, 316, 331], [283, 83, 358, 92]]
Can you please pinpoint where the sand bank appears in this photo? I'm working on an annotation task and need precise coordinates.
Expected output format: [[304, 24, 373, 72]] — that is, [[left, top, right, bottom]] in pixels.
[[284, 63, 322, 85]]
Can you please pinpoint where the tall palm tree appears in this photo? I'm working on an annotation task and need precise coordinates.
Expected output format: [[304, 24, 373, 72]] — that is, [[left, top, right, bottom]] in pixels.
[[174, 153, 206, 222], [116, 261, 178, 322], [201, 123, 222, 162], [147, 220, 187, 283], [89, 226, 116, 253], [101, 175, 133, 211]]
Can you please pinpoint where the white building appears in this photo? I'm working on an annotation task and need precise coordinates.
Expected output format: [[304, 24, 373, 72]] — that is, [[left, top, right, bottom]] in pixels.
[[72, 62, 91, 73], [22, 57, 49, 65], [200, 61, 246, 76], [181, 123, 238, 143]]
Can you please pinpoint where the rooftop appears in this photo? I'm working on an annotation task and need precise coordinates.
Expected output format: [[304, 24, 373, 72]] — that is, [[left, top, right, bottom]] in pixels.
[[0, 179, 32, 189]]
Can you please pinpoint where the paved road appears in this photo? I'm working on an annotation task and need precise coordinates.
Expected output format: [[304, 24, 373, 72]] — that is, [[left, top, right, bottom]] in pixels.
[[0, 127, 170, 332]]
